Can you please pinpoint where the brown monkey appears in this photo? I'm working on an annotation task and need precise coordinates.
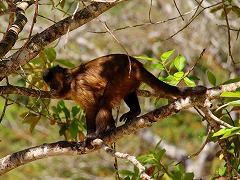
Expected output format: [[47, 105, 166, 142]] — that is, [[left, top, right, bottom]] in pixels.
[[42, 54, 206, 142]]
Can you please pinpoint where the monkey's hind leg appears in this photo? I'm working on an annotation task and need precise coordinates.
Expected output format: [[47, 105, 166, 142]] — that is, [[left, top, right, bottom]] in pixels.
[[120, 92, 141, 122]]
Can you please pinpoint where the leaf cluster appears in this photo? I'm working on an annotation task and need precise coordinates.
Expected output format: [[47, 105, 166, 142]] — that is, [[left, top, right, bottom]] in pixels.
[[118, 141, 194, 180]]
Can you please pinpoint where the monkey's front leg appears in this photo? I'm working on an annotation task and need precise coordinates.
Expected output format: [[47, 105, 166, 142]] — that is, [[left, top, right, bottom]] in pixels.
[[95, 107, 115, 137], [84, 111, 98, 147]]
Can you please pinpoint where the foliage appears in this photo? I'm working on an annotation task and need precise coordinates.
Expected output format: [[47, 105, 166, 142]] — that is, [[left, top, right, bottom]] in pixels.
[[119, 142, 194, 180], [52, 100, 86, 141], [136, 49, 199, 87], [20, 48, 87, 141]]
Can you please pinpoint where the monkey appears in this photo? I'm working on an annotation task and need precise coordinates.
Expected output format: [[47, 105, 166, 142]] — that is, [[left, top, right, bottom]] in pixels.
[[42, 54, 207, 143]]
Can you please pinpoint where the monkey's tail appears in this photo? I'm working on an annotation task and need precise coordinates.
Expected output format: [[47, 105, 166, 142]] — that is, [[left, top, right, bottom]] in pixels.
[[137, 65, 180, 100], [137, 64, 207, 99]]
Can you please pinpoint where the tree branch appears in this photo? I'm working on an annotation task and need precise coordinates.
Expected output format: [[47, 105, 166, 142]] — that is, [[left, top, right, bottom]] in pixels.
[[0, 92, 204, 175], [1, 82, 240, 176], [0, 0, 33, 58], [0, 98, 187, 174], [92, 139, 153, 180], [1, 81, 240, 100], [0, 141, 88, 175], [0, 86, 52, 98], [0, 2, 121, 81]]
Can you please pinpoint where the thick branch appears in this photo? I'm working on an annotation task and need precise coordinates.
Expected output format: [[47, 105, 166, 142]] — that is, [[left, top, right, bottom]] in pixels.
[[92, 139, 153, 180], [1, 82, 240, 175], [0, 94, 202, 175], [0, 0, 33, 58], [1, 81, 240, 99], [0, 86, 52, 98], [0, 141, 89, 175], [0, 2, 120, 81], [207, 81, 240, 100]]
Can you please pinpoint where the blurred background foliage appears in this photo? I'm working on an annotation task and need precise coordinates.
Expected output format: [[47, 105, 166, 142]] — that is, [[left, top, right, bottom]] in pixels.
[[0, 0, 240, 179]]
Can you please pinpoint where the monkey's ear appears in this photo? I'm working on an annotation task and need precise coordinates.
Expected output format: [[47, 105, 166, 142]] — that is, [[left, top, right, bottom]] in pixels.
[[42, 69, 52, 83], [65, 73, 71, 80]]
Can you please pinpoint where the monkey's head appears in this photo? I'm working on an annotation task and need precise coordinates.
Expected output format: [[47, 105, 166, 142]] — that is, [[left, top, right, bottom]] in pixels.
[[42, 65, 72, 99]]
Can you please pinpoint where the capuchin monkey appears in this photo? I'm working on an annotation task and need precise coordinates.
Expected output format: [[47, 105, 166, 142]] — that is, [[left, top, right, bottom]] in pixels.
[[42, 54, 206, 143]]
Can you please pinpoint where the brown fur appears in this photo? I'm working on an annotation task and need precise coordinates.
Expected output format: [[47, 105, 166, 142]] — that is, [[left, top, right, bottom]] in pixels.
[[42, 54, 206, 141]]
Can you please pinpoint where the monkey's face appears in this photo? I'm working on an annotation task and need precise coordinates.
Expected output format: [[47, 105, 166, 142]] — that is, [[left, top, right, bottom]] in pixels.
[[42, 65, 72, 99]]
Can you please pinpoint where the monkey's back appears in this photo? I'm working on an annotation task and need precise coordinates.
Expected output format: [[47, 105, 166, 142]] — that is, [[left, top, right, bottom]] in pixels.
[[69, 54, 142, 109]]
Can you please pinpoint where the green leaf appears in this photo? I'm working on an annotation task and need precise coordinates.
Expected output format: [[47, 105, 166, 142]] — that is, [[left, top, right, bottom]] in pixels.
[[134, 56, 159, 62], [232, 6, 240, 17], [222, 127, 240, 139], [174, 55, 186, 71], [221, 7, 231, 18], [182, 172, 194, 180], [210, 5, 223, 13], [69, 120, 78, 138], [141, 154, 155, 164], [0, 2, 7, 10], [56, 59, 76, 68], [62, 107, 70, 119], [57, 100, 64, 112], [51, 106, 59, 114], [173, 171, 182, 179], [184, 77, 196, 87], [213, 127, 240, 139], [161, 49, 175, 62], [118, 170, 135, 176], [44, 47, 56, 62], [169, 61, 175, 70], [174, 71, 184, 80], [223, 77, 240, 84], [187, 75, 200, 81], [59, 124, 67, 136], [207, 70, 216, 86], [60, 0, 66, 8], [29, 117, 40, 133], [31, 57, 46, 66], [19, 112, 28, 119], [229, 100, 240, 106], [212, 128, 228, 137], [220, 92, 240, 98], [39, 51, 48, 62], [150, 63, 164, 70], [21, 113, 40, 133], [153, 140, 162, 151], [57, 100, 70, 118], [72, 106, 80, 117], [218, 167, 226, 176], [174, 164, 185, 173], [216, 100, 240, 111], [164, 75, 178, 85], [154, 149, 166, 162]]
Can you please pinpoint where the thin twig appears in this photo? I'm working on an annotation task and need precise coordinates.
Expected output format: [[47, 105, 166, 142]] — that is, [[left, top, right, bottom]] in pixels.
[[177, 127, 212, 164], [89, 7, 198, 34], [92, 139, 154, 180], [222, 2, 235, 64], [178, 48, 206, 85], [164, 1, 222, 41], [173, 0, 184, 21], [148, 0, 153, 23], [27, 0, 39, 41]]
